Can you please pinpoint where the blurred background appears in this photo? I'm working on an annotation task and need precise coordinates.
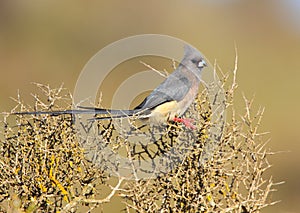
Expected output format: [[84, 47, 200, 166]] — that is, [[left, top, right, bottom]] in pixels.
[[0, 0, 299, 212]]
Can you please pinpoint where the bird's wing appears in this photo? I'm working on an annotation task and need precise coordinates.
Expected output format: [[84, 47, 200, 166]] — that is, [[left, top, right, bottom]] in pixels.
[[134, 69, 191, 110]]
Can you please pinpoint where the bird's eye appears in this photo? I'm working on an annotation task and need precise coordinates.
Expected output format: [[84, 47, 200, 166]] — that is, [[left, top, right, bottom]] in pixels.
[[191, 59, 198, 64]]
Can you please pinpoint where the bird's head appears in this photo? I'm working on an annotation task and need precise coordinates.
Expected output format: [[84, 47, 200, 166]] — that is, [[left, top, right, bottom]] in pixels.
[[182, 45, 207, 73]]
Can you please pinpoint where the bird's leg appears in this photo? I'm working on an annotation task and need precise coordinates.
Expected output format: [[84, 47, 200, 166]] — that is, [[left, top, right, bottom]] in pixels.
[[173, 117, 195, 129]]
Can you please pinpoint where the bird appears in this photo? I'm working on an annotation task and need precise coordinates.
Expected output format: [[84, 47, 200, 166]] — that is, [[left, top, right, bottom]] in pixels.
[[14, 45, 207, 128]]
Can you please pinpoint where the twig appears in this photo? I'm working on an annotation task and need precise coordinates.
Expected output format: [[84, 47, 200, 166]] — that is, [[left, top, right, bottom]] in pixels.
[[139, 61, 169, 78], [62, 177, 125, 212]]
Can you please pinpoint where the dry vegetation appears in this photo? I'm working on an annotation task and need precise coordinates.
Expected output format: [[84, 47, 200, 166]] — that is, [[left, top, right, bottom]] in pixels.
[[0, 61, 279, 212]]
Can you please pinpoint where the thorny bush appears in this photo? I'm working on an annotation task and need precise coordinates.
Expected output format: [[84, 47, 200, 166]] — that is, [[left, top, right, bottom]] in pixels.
[[0, 63, 279, 212]]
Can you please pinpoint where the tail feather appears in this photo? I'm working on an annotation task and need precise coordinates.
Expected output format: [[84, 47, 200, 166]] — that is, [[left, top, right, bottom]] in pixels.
[[13, 106, 145, 118], [13, 109, 93, 115], [77, 106, 138, 116], [89, 114, 136, 121], [76, 107, 150, 121]]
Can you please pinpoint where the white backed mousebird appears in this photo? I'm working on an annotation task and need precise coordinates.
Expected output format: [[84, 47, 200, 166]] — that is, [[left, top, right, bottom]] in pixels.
[[14, 45, 207, 128]]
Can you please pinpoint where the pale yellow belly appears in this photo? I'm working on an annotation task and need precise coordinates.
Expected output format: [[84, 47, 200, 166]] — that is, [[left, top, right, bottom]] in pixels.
[[148, 101, 180, 123]]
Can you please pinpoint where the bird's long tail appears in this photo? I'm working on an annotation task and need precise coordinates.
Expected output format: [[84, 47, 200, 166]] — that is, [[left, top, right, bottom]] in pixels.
[[13, 106, 146, 120], [78, 106, 146, 120]]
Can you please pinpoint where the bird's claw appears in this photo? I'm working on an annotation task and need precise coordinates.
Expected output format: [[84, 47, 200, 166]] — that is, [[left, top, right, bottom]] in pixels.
[[173, 117, 196, 129]]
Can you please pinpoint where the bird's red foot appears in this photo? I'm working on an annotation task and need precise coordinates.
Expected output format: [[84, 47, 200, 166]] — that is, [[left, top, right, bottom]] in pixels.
[[173, 117, 195, 129]]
